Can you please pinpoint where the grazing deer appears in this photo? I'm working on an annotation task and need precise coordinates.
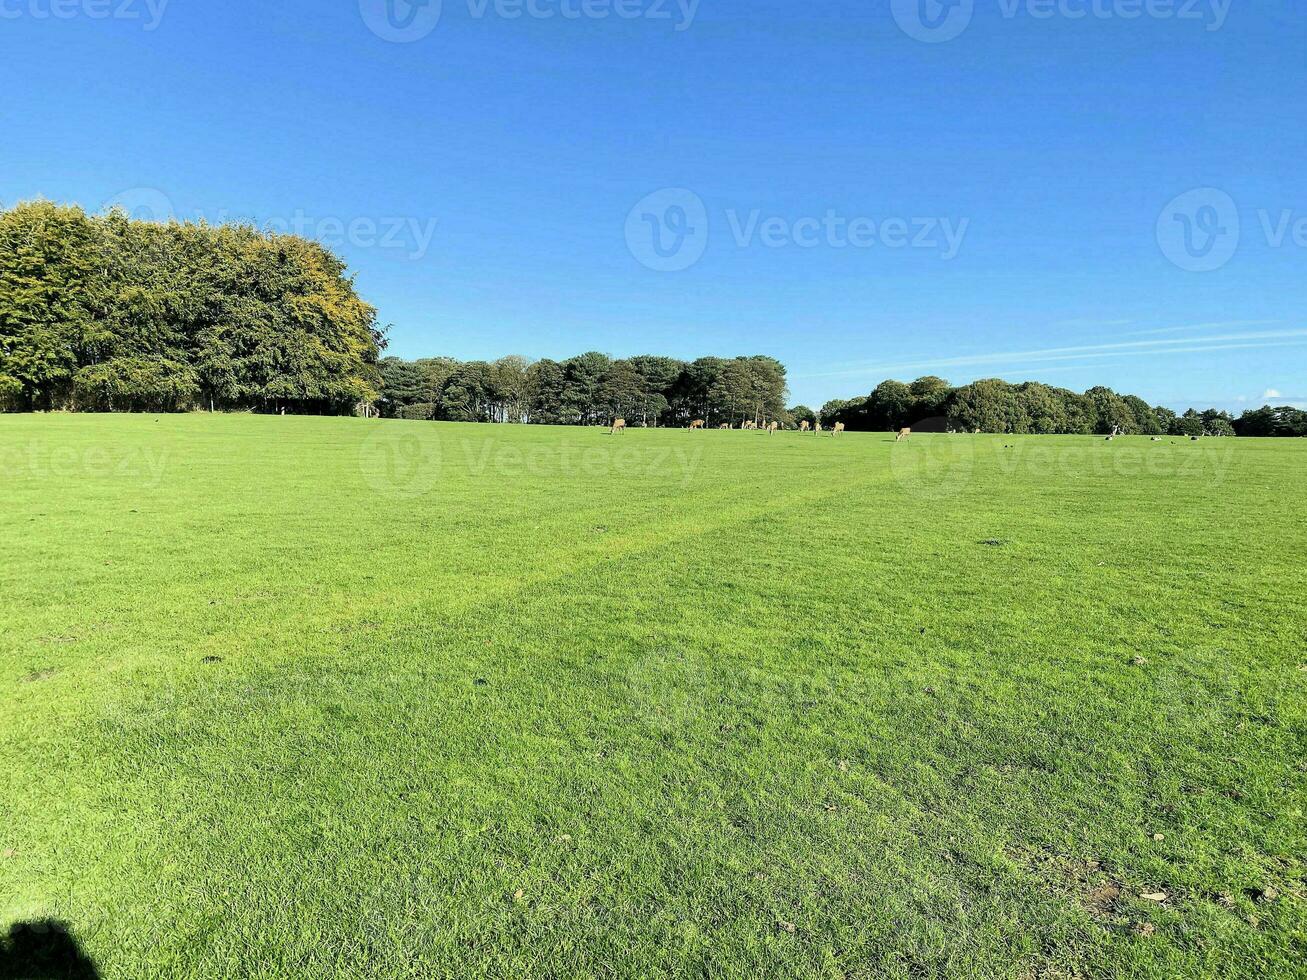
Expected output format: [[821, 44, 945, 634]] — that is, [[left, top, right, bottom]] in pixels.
[[832, 422, 846, 437], [610, 417, 626, 435], [768, 421, 778, 434], [799, 420, 810, 432], [896, 427, 911, 441], [719, 422, 730, 430], [690, 419, 705, 429]]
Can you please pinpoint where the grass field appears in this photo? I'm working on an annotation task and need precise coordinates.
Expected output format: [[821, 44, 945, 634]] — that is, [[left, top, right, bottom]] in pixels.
[[1, 414, 1304, 979]]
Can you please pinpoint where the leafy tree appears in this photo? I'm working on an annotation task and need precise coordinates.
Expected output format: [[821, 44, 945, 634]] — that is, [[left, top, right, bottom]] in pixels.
[[526, 358, 566, 423], [909, 375, 952, 416], [1123, 395, 1162, 435], [743, 355, 789, 424], [0, 201, 383, 414], [869, 380, 914, 429], [1174, 410, 1204, 438], [561, 352, 612, 425], [1015, 382, 1067, 434], [628, 355, 685, 424], [72, 356, 198, 412], [948, 379, 1025, 433], [378, 357, 428, 417], [1084, 386, 1135, 435], [788, 404, 817, 428], [0, 201, 99, 410], [1152, 406, 1178, 435], [489, 355, 530, 422], [709, 360, 755, 425], [439, 361, 492, 421], [1234, 405, 1307, 437], [597, 360, 645, 421], [1199, 409, 1236, 437]]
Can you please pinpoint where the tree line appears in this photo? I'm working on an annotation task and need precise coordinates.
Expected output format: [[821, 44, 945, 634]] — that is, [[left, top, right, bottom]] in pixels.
[[378, 353, 789, 428], [807, 377, 1290, 437], [0, 201, 384, 414], [3, 201, 1298, 436]]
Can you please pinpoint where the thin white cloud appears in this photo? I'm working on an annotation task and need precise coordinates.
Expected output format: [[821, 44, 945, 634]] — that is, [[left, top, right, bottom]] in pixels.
[[1263, 388, 1282, 399], [1053, 318, 1133, 328], [800, 329, 1307, 381], [1124, 319, 1282, 337]]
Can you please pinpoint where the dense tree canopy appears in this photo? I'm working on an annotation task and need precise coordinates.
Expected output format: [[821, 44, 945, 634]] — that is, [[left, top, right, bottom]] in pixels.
[[819, 376, 1254, 437], [379, 353, 790, 427], [3, 202, 1296, 436], [0, 201, 384, 413], [1232, 404, 1307, 437]]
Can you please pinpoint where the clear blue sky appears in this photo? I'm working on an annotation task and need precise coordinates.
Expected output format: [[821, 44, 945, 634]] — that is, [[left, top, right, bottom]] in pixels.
[[2, 0, 1304, 411]]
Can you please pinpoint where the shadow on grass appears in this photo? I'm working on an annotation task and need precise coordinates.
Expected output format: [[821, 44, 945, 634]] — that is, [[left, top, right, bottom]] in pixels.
[[0, 921, 99, 979]]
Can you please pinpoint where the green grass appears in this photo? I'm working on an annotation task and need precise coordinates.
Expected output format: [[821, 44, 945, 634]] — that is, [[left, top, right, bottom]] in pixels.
[[1, 414, 1303, 979]]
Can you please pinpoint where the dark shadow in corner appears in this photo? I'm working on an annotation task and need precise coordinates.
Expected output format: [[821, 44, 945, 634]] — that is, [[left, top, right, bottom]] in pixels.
[[0, 920, 99, 980]]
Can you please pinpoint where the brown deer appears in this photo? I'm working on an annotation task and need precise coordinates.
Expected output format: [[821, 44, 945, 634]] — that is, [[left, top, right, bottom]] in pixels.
[[767, 421, 778, 434], [832, 422, 845, 436], [814, 421, 823, 433], [719, 422, 731, 430], [690, 419, 705, 430], [610, 418, 626, 435], [799, 420, 810, 432], [896, 428, 911, 441]]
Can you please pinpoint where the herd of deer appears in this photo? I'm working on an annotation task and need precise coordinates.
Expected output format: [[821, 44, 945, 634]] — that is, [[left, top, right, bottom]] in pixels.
[[610, 423, 1182, 441], [611, 418, 914, 439]]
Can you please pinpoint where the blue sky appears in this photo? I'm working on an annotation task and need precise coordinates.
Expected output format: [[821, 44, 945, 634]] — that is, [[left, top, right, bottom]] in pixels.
[[2, 0, 1304, 410]]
